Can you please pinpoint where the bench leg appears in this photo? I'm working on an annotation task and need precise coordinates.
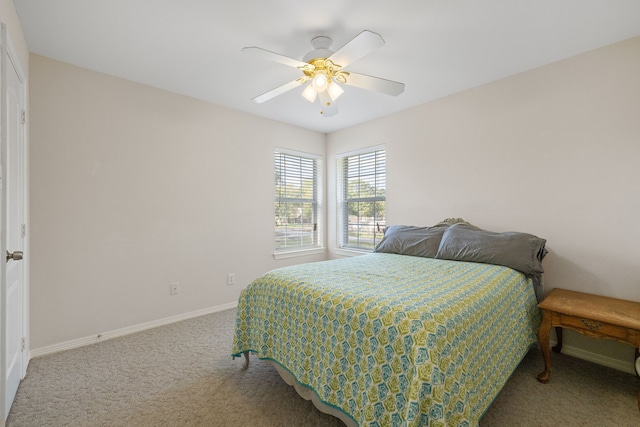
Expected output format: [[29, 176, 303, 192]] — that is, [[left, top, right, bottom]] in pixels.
[[537, 309, 552, 384], [635, 348, 640, 410], [552, 327, 563, 353]]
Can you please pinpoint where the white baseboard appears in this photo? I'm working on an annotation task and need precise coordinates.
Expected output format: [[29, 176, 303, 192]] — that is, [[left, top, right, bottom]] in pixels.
[[549, 339, 635, 375], [29, 302, 238, 359]]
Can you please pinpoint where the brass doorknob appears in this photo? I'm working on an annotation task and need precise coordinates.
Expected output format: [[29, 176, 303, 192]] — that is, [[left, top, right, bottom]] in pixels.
[[6, 250, 23, 262]]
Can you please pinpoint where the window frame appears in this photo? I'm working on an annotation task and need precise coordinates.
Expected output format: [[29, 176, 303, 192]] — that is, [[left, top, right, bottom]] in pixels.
[[274, 148, 324, 258], [336, 145, 386, 253]]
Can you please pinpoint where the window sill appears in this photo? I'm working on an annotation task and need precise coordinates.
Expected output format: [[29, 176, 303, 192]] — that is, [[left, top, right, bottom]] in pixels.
[[334, 248, 370, 258], [273, 247, 326, 260]]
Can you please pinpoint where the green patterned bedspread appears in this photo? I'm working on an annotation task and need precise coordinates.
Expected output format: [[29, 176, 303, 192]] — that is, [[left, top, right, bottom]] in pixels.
[[232, 253, 540, 426]]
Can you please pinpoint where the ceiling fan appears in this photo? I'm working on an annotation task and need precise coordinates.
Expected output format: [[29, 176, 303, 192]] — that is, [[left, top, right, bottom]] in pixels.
[[242, 30, 405, 117]]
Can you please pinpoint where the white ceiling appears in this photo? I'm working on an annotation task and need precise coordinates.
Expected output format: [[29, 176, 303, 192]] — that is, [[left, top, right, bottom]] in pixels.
[[14, 0, 640, 133]]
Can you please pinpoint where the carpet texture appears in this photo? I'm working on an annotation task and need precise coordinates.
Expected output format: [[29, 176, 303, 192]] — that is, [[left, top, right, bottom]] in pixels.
[[7, 308, 640, 426]]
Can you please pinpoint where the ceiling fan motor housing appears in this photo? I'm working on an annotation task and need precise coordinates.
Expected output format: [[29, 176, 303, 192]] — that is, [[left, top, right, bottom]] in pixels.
[[303, 36, 334, 62]]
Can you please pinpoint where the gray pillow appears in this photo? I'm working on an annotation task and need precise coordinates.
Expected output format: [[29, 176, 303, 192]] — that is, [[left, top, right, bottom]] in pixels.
[[374, 225, 447, 258], [435, 224, 547, 276]]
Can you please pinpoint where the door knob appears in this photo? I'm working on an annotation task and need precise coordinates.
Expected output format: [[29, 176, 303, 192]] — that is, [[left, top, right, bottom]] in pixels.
[[6, 250, 23, 262]]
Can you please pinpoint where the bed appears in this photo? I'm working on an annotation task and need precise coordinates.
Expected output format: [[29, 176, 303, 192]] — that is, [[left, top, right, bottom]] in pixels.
[[232, 220, 546, 426]]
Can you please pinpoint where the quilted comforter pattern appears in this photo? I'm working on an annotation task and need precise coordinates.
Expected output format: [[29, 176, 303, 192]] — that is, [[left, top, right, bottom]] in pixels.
[[232, 253, 540, 426]]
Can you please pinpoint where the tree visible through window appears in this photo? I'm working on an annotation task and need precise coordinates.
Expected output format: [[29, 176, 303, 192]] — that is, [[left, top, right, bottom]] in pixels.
[[275, 150, 322, 252], [337, 147, 386, 251]]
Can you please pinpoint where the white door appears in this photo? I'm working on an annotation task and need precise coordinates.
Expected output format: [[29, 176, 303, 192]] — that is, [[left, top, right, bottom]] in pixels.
[[1, 23, 27, 421]]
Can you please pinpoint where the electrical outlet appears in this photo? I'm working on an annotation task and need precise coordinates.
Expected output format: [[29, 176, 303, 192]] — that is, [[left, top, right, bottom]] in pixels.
[[227, 273, 236, 286], [170, 282, 180, 295]]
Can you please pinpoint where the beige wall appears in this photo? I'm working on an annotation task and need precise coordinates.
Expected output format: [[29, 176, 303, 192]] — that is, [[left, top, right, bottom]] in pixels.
[[29, 55, 326, 349], [328, 37, 640, 367]]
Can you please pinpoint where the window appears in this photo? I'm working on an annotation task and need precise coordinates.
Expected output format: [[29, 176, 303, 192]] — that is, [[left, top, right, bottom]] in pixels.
[[337, 146, 386, 251], [274, 149, 323, 253]]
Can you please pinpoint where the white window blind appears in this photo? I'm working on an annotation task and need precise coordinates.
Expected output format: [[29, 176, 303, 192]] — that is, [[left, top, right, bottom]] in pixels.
[[337, 147, 386, 251], [275, 149, 322, 252]]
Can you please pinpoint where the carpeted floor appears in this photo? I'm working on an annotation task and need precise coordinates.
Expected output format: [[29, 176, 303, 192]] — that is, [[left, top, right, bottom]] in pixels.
[[7, 308, 640, 426]]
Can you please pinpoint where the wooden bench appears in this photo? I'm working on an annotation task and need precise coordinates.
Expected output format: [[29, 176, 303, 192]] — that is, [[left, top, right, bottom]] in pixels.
[[536, 288, 640, 410]]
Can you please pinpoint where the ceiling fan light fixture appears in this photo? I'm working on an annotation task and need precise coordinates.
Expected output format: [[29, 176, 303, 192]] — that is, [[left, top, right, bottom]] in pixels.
[[301, 84, 318, 103], [327, 81, 344, 101], [311, 73, 328, 92]]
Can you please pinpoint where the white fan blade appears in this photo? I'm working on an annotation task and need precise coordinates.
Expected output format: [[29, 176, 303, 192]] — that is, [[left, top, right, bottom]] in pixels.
[[251, 79, 305, 103], [328, 30, 385, 68], [242, 46, 308, 69], [344, 72, 405, 96]]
